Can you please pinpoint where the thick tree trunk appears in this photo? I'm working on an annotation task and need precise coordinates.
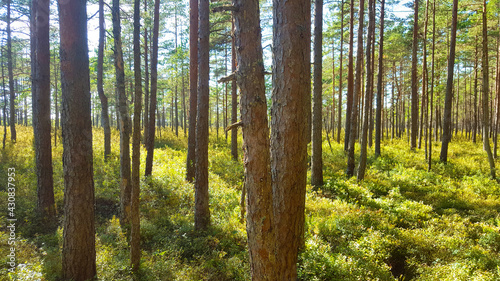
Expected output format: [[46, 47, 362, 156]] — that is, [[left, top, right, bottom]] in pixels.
[[440, 0, 458, 163], [112, 0, 132, 229], [233, 0, 276, 279], [271, 0, 310, 278], [186, 0, 198, 182], [410, 0, 419, 150], [358, 0, 375, 181], [130, 0, 142, 272], [346, 0, 365, 178], [194, 0, 210, 230], [481, 0, 496, 178], [98, 0, 111, 159], [32, 0, 56, 227], [7, 0, 16, 142], [311, 0, 324, 187], [145, 0, 160, 177], [59, 0, 96, 279], [344, 0, 355, 151], [375, 0, 385, 157]]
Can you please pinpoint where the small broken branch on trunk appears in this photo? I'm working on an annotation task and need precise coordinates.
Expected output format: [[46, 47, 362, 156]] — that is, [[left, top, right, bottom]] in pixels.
[[212, 5, 239, 13], [225, 121, 243, 132], [218, 72, 236, 83]]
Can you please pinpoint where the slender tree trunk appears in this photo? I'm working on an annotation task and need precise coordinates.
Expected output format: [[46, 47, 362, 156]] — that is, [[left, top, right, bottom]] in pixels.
[[194, 0, 210, 230], [233, 0, 276, 278], [375, 0, 385, 157], [7, 0, 16, 142], [186, 0, 198, 182], [54, 52, 59, 147], [428, 0, 436, 171], [337, 0, 344, 143], [174, 11, 179, 138], [224, 45, 228, 141], [98, 0, 111, 159], [481, 0, 496, 178], [59, 0, 96, 279], [182, 62, 187, 136], [344, 0, 355, 151], [2, 53, 6, 150], [440, 0, 458, 163], [231, 20, 239, 161], [271, 0, 310, 278], [32, 0, 56, 227], [346, 0, 365, 177], [143, 0, 149, 142], [311, 0, 324, 187], [420, 0, 430, 153], [145, 0, 160, 177], [130, 0, 142, 272], [112, 0, 132, 229], [410, 0, 419, 150], [473, 40, 478, 144], [357, 0, 374, 181], [494, 28, 500, 158], [368, 34, 375, 148]]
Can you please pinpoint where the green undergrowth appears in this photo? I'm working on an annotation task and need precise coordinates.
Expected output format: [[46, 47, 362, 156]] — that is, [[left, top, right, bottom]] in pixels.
[[1, 127, 500, 280]]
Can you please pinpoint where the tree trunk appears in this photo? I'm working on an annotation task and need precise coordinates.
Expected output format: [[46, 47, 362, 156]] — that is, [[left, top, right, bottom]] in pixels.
[[233, 0, 276, 278], [428, 0, 436, 171], [337, 0, 344, 143], [421, 0, 430, 153], [481, 0, 496, 178], [271, 0, 310, 278], [2, 52, 6, 150], [311, 0, 324, 187], [112, 0, 132, 230], [494, 27, 500, 158], [143, 0, 149, 142], [346, 0, 365, 178], [439, 0, 458, 163], [473, 40, 478, 144], [194, 0, 210, 230], [344, 0, 355, 151], [410, 0, 419, 150], [7, 0, 16, 142], [130, 0, 142, 272], [98, 0, 111, 159], [174, 11, 179, 138], [375, 0, 385, 157], [357, 0, 374, 181], [53, 52, 59, 147], [145, 0, 160, 177], [32, 0, 56, 228], [186, 0, 198, 182], [59, 0, 96, 279], [182, 61, 187, 136], [231, 20, 239, 161]]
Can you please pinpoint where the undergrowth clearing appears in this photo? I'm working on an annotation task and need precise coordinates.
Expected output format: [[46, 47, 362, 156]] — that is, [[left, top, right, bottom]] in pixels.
[[1, 126, 499, 280]]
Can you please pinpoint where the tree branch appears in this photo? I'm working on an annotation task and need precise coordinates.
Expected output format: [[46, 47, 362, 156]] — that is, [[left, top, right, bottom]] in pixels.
[[225, 121, 243, 132], [212, 5, 239, 13], [218, 72, 236, 83]]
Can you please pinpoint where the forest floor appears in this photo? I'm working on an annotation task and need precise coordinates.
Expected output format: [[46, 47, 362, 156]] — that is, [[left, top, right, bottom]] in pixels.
[[1, 126, 500, 280]]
